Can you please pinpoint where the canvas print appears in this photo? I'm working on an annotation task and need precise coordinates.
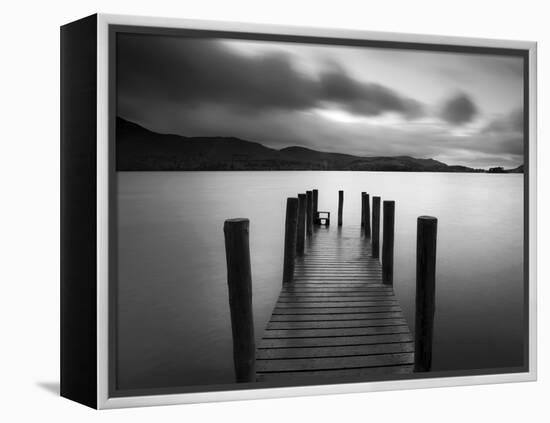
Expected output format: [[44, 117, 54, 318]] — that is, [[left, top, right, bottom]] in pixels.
[[112, 30, 527, 394]]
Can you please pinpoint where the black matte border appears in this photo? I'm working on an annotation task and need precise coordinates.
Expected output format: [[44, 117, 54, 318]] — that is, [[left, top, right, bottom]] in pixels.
[[107, 23, 531, 398]]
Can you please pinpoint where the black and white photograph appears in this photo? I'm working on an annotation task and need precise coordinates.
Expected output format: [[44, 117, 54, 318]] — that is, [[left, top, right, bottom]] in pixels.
[[111, 28, 529, 394], [3, 0, 550, 418]]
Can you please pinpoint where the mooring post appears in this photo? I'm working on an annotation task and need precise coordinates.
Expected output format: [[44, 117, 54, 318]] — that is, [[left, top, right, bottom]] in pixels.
[[297, 193, 307, 255], [372, 196, 381, 258], [382, 200, 395, 285], [338, 190, 344, 226], [312, 189, 319, 221], [223, 218, 255, 383], [282, 197, 299, 284], [361, 192, 366, 227], [364, 193, 371, 238], [414, 216, 438, 372], [306, 190, 313, 236]]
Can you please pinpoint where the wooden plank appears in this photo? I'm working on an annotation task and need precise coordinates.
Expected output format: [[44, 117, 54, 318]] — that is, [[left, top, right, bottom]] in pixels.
[[295, 268, 377, 271], [277, 296, 396, 303], [280, 292, 392, 296], [298, 256, 374, 258], [257, 352, 413, 372], [290, 281, 388, 285], [284, 286, 390, 290], [285, 285, 393, 290], [294, 273, 381, 276], [295, 267, 380, 270], [288, 281, 389, 285], [293, 275, 382, 278], [264, 325, 410, 339], [267, 319, 406, 329], [282, 289, 391, 293], [293, 270, 381, 273], [282, 288, 392, 293], [288, 283, 388, 286], [257, 342, 414, 359], [294, 269, 380, 272], [294, 271, 381, 273], [293, 274, 382, 277], [292, 278, 383, 282], [295, 267, 377, 270], [259, 333, 413, 348], [275, 301, 398, 308], [273, 306, 403, 314], [270, 312, 405, 321], [296, 264, 377, 266], [280, 292, 393, 298], [293, 276, 382, 279], [256, 365, 414, 382], [296, 260, 375, 263], [294, 271, 381, 274]]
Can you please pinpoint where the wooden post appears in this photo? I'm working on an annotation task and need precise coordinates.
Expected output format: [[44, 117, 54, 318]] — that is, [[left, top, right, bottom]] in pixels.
[[223, 218, 255, 383], [282, 197, 299, 284], [297, 193, 306, 255], [382, 201, 395, 285], [414, 216, 437, 372], [372, 196, 381, 258], [338, 190, 344, 226], [361, 192, 366, 227], [364, 193, 371, 238], [312, 189, 319, 217], [306, 190, 313, 236]]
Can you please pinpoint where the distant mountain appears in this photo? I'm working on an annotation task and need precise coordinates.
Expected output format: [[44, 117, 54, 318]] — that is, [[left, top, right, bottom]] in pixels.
[[116, 117, 518, 173]]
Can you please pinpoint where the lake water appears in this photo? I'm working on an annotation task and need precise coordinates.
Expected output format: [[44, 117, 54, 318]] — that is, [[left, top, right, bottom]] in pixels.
[[116, 171, 524, 391]]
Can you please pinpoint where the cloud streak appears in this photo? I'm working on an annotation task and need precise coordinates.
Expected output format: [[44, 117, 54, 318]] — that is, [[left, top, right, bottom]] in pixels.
[[118, 35, 424, 119]]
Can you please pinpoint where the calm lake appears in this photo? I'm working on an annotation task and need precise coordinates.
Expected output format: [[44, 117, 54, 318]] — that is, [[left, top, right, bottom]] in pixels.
[[116, 171, 524, 390]]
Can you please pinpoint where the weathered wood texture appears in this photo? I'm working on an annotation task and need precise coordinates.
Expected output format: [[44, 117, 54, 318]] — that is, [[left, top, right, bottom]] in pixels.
[[257, 225, 413, 382], [372, 196, 381, 258], [414, 216, 437, 372], [364, 193, 371, 238], [297, 194, 307, 255], [361, 192, 366, 227], [338, 190, 344, 226], [382, 201, 395, 285], [223, 218, 256, 382], [306, 190, 313, 236], [313, 189, 319, 216], [282, 198, 299, 284]]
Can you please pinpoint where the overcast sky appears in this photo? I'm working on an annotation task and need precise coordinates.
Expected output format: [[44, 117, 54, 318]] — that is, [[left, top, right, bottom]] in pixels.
[[117, 33, 524, 169]]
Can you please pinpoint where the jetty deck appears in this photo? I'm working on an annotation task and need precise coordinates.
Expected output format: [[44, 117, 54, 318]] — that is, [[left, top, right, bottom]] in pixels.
[[256, 225, 414, 382]]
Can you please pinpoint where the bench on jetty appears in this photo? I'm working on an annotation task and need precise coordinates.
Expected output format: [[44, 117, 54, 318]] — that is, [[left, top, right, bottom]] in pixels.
[[223, 190, 437, 384], [314, 211, 330, 226]]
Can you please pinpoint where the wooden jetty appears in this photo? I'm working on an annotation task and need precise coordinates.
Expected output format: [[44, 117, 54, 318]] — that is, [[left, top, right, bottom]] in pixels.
[[256, 225, 414, 382], [223, 190, 437, 384]]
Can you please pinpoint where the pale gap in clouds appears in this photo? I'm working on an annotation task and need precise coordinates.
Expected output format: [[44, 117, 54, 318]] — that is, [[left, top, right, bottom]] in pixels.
[[117, 34, 524, 169]]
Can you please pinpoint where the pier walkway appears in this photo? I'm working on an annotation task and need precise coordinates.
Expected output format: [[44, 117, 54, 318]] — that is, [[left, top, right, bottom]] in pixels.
[[256, 226, 414, 382]]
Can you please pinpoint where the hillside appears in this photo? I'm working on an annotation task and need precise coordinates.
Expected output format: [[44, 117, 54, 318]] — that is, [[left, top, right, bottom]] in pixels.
[[116, 117, 516, 173]]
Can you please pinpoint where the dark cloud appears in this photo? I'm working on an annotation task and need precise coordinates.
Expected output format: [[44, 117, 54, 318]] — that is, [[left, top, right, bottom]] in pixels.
[[439, 92, 478, 125], [117, 34, 424, 119], [482, 108, 524, 134], [319, 71, 424, 118]]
